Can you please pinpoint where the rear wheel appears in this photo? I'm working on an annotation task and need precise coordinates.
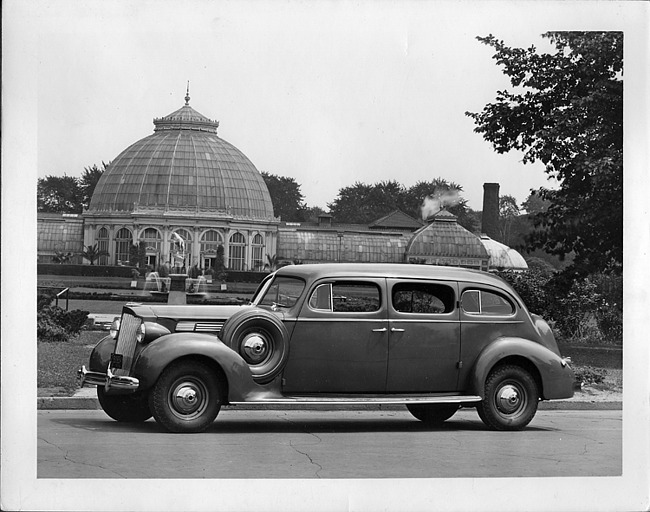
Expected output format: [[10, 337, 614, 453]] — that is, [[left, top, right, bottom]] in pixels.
[[477, 365, 539, 431], [406, 404, 459, 426], [149, 360, 223, 433], [97, 387, 152, 423]]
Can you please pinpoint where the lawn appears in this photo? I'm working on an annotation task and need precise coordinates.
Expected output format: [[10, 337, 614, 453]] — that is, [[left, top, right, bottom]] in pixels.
[[37, 330, 107, 396]]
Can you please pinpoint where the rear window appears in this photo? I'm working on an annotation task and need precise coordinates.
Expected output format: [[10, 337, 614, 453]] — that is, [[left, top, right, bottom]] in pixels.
[[461, 289, 514, 316]]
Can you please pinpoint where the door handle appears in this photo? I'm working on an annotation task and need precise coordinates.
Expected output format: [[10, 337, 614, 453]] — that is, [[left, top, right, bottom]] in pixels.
[[372, 328, 387, 332], [391, 328, 405, 332]]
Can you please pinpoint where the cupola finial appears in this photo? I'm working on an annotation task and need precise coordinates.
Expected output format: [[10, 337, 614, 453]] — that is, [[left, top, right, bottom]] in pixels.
[[185, 81, 190, 105]]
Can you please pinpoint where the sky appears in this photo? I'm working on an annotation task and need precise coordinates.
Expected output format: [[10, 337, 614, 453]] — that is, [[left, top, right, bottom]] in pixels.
[[28, 0, 585, 212]]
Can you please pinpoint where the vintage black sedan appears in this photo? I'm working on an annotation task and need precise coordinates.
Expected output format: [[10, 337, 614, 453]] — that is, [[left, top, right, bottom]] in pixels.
[[79, 263, 574, 433]]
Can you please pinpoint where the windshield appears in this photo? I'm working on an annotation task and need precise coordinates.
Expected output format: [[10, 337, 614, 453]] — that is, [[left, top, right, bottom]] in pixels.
[[253, 275, 306, 309]]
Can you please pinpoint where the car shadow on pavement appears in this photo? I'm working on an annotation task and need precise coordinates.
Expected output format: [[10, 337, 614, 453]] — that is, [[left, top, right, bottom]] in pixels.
[[48, 414, 555, 434]]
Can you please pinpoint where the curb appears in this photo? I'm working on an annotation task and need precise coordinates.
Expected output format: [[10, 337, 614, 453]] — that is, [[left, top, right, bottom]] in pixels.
[[37, 396, 622, 411]]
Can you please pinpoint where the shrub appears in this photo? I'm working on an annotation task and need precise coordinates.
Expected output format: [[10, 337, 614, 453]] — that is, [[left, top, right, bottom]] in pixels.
[[496, 269, 554, 319], [37, 305, 89, 342], [553, 278, 600, 339], [574, 365, 608, 385], [37, 287, 58, 310], [591, 271, 623, 341]]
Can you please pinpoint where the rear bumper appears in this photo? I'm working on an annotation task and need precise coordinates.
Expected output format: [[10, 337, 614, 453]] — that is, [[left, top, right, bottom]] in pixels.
[[78, 365, 139, 391]]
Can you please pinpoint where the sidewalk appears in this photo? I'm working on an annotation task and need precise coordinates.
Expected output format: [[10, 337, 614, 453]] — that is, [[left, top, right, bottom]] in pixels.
[[37, 386, 622, 411]]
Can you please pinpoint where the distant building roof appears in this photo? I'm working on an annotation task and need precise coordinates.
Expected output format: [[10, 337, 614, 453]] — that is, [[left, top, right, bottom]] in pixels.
[[369, 210, 424, 231], [87, 89, 274, 220], [480, 235, 528, 270], [277, 229, 408, 264], [406, 209, 489, 260]]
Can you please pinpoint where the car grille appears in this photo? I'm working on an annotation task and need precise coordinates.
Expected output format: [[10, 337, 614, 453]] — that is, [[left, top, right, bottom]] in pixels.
[[112, 312, 142, 376]]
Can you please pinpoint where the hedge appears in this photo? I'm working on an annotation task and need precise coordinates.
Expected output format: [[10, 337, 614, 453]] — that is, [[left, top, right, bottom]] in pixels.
[[38, 263, 138, 278], [38, 264, 268, 283], [224, 271, 267, 283]]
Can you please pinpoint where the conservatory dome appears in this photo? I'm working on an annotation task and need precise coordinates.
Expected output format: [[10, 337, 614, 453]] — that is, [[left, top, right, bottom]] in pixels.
[[88, 91, 275, 220], [479, 235, 529, 270]]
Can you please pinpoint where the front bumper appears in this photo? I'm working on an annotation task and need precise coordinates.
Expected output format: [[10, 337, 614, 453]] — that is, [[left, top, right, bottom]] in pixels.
[[78, 365, 140, 391]]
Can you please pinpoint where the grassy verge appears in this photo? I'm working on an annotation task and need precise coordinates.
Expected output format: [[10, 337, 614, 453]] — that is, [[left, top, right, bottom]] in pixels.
[[37, 330, 107, 396]]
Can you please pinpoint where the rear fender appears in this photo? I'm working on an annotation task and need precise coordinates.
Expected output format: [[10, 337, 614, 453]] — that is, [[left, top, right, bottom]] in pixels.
[[470, 337, 575, 400], [132, 333, 262, 402]]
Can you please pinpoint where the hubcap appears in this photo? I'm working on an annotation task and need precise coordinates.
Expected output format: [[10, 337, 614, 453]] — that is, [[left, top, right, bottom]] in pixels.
[[170, 380, 206, 418], [242, 333, 270, 365], [496, 384, 524, 415]]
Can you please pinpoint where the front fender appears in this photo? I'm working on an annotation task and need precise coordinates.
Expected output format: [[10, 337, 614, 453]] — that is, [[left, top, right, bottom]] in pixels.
[[132, 333, 259, 402], [89, 335, 116, 372], [470, 337, 575, 400]]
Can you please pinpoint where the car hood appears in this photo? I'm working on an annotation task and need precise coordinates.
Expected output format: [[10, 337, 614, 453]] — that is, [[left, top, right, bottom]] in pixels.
[[123, 303, 254, 322]]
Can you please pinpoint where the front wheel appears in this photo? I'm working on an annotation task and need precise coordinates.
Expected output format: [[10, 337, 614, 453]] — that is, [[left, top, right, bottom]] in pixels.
[[149, 360, 223, 433], [406, 404, 459, 426], [477, 365, 539, 431], [97, 387, 152, 423]]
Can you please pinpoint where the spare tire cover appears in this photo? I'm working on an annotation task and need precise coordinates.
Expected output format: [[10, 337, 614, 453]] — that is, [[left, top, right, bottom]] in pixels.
[[220, 308, 289, 384]]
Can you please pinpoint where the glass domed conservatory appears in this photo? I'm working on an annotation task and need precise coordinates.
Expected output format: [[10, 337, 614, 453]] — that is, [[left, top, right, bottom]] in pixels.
[[83, 92, 279, 271]]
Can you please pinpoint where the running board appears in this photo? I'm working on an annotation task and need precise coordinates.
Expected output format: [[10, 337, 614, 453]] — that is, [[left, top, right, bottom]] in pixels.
[[230, 395, 482, 406]]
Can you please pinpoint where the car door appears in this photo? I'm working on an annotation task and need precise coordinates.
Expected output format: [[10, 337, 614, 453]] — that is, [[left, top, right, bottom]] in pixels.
[[281, 278, 389, 394], [385, 279, 460, 393]]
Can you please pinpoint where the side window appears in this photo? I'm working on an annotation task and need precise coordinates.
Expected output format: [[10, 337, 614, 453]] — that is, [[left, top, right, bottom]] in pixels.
[[392, 282, 455, 314], [461, 289, 514, 316], [309, 283, 332, 310], [309, 281, 381, 312], [257, 276, 306, 308]]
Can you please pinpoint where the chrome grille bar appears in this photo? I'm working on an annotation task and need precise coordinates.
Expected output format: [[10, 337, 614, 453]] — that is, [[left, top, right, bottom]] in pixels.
[[176, 321, 223, 333], [112, 313, 141, 376]]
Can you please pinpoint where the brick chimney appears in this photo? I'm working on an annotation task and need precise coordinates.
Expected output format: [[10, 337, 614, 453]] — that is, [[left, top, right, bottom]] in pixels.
[[482, 183, 500, 239]]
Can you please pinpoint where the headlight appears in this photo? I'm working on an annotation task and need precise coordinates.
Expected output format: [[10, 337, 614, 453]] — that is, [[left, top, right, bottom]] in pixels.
[[137, 322, 171, 344], [135, 322, 146, 343], [109, 318, 121, 339]]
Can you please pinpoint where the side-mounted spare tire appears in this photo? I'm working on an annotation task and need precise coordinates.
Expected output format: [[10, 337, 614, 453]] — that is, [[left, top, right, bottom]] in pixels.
[[219, 308, 289, 384]]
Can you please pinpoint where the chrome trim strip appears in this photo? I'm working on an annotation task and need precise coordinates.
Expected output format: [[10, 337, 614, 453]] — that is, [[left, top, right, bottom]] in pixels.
[[230, 395, 482, 406], [176, 321, 224, 332], [294, 318, 462, 324], [459, 320, 525, 324]]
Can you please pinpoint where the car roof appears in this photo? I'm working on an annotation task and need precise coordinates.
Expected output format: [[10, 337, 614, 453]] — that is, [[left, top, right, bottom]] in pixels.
[[275, 263, 510, 289]]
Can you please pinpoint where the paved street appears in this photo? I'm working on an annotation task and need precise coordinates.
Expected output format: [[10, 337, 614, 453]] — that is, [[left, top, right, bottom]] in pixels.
[[37, 408, 621, 479]]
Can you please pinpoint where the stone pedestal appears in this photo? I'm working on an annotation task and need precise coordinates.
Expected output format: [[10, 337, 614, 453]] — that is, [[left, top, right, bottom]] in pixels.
[[168, 274, 188, 305]]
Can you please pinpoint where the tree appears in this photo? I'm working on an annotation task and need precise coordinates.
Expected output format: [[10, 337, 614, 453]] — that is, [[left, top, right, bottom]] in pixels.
[[261, 172, 307, 222], [521, 190, 550, 215], [37, 175, 83, 213], [80, 244, 109, 265], [215, 245, 227, 281], [328, 182, 377, 223], [466, 32, 623, 276], [328, 178, 479, 231], [302, 206, 327, 223], [498, 194, 521, 246], [79, 162, 108, 209], [405, 179, 477, 231], [128, 242, 147, 269]]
